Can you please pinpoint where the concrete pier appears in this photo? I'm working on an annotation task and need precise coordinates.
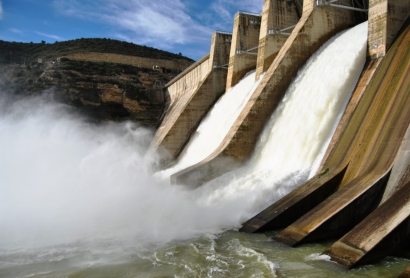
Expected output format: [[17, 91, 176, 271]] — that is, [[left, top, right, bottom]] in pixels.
[[225, 12, 261, 91], [324, 181, 410, 268], [321, 22, 410, 268], [256, 0, 300, 80], [239, 167, 347, 233], [273, 172, 390, 246], [173, 0, 355, 186], [151, 32, 231, 165], [368, 0, 409, 58], [273, 21, 410, 246]]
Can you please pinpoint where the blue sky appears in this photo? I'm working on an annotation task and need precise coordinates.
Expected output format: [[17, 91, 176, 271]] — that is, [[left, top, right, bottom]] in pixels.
[[0, 0, 262, 60]]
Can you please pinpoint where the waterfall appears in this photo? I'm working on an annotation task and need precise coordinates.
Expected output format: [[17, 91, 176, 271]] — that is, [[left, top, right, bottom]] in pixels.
[[179, 21, 368, 220], [159, 71, 264, 177]]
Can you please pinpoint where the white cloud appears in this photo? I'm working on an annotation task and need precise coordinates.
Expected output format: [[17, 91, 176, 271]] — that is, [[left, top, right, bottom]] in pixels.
[[240, 0, 264, 14], [35, 31, 65, 41], [105, 5, 187, 44], [211, 0, 233, 23], [52, 0, 102, 20], [50, 0, 263, 58], [52, 0, 212, 49], [203, 0, 263, 32], [0, 1, 3, 20], [9, 28, 23, 34], [211, 0, 262, 22]]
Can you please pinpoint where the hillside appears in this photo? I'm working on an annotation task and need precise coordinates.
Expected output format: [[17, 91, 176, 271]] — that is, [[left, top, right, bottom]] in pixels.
[[0, 38, 194, 127], [0, 38, 192, 66]]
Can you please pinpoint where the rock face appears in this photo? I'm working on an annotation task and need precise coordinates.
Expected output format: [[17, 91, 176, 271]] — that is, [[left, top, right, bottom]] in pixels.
[[0, 39, 194, 128]]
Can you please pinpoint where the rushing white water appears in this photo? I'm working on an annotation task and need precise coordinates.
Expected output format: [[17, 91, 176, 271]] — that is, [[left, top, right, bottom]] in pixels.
[[159, 71, 264, 177], [174, 22, 368, 218], [252, 22, 368, 177], [0, 22, 367, 274]]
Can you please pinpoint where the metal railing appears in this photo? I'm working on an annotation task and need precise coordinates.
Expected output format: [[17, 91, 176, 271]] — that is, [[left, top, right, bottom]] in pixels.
[[236, 10, 262, 17], [316, 0, 368, 12], [236, 45, 259, 55], [268, 24, 296, 36]]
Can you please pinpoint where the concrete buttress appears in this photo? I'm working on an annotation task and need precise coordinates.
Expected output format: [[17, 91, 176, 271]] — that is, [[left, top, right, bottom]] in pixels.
[[151, 32, 231, 166], [320, 20, 410, 268], [225, 12, 261, 91], [256, 0, 300, 80]]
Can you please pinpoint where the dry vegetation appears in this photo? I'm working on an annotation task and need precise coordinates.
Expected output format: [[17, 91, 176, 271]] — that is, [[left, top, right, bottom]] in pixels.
[[0, 38, 193, 67]]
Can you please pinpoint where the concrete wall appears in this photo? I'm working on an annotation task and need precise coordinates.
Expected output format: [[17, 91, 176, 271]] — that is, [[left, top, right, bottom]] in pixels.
[[166, 54, 210, 105], [150, 55, 210, 160], [256, 0, 300, 80], [151, 32, 231, 165], [368, 0, 409, 58], [225, 12, 261, 91], [321, 27, 410, 266], [316, 0, 410, 182]]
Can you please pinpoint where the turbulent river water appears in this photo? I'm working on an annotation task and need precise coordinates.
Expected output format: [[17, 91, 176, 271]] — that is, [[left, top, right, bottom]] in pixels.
[[1, 22, 409, 277]]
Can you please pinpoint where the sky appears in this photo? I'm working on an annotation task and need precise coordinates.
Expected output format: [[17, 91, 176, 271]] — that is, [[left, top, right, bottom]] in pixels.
[[0, 0, 262, 61]]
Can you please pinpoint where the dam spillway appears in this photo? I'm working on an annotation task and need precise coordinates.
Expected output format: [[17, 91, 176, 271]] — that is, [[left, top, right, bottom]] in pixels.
[[173, 0, 357, 186], [1, 0, 410, 276], [158, 71, 265, 178], [150, 0, 410, 271]]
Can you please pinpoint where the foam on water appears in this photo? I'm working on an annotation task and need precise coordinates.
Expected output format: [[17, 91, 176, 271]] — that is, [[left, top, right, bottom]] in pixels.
[[305, 253, 332, 262]]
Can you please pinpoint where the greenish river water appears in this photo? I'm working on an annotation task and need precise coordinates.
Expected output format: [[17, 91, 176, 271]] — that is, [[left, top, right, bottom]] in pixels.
[[1, 230, 408, 277]]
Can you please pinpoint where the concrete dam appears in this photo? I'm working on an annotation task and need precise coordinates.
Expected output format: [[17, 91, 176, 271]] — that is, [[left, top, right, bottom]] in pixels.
[[151, 0, 410, 272]]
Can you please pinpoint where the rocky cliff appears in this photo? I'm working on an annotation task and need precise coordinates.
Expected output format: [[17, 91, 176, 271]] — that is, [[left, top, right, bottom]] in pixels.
[[0, 39, 194, 128]]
